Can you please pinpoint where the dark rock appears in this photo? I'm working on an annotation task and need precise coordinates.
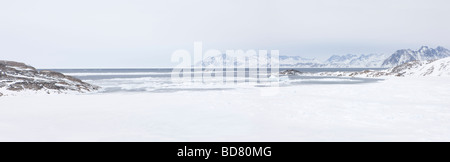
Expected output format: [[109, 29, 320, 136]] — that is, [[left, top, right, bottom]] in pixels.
[[280, 69, 303, 75]]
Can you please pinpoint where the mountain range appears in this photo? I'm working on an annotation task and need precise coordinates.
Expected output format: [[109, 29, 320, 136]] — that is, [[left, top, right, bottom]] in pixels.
[[198, 46, 450, 68], [381, 46, 450, 67]]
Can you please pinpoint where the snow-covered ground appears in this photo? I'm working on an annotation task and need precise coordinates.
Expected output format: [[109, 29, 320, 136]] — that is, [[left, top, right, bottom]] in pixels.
[[1, 77, 450, 142]]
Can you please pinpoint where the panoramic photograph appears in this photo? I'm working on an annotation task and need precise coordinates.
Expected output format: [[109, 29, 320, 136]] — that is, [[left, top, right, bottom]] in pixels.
[[1, 0, 450, 144]]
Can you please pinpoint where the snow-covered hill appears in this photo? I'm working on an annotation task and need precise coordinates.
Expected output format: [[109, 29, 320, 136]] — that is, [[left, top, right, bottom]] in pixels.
[[0, 60, 100, 96], [387, 57, 450, 77], [309, 57, 450, 77]]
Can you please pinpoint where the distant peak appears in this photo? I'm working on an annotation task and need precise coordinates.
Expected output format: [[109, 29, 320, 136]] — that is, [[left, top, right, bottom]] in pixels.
[[436, 46, 449, 51], [395, 49, 411, 53], [419, 46, 430, 50]]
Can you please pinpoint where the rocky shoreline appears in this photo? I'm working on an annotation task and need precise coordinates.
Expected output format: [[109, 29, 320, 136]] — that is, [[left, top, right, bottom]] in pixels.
[[0, 60, 100, 96]]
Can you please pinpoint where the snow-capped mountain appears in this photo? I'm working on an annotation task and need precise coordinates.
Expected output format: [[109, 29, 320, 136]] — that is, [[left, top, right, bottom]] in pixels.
[[279, 53, 388, 68], [318, 47, 449, 68], [326, 54, 359, 64], [197, 54, 269, 68], [279, 56, 321, 65], [277, 56, 320, 67], [198, 54, 323, 68], [381, 46, 450, 67], [197, 53, 388, 68], [323, 53, 388, 68], [348, 54, 389, 68], [196, 46, 449, 68]]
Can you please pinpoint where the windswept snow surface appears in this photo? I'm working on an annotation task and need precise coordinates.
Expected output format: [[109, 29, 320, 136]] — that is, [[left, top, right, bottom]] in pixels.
[[1, 77, 450, 142]]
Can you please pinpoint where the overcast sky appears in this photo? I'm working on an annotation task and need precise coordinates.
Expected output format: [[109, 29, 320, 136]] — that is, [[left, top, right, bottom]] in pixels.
[[1, 0, 449, 68]]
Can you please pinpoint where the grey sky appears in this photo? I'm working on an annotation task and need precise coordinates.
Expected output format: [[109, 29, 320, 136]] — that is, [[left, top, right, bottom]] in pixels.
[[1, 0, 449, 68]]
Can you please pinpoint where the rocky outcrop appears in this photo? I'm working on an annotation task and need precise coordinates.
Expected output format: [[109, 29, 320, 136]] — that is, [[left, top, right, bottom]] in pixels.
[[0, 60, 100, 96], [280, 69, 303, 75]]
